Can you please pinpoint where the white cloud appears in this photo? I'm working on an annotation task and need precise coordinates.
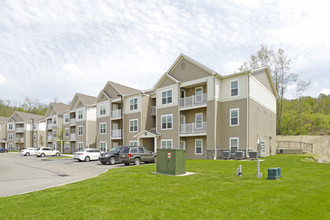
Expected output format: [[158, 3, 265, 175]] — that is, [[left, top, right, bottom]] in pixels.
[[313, 81, 318, 86], [287, 83, 297, 91], [0, 73, 8, 85], [319, 88, 330, 95], [63, 64, 84, 78]]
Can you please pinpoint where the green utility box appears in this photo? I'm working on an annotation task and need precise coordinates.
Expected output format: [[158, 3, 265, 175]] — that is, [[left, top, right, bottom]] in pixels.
[[268, 167, 282, 180], [156, 149, 186, 175]]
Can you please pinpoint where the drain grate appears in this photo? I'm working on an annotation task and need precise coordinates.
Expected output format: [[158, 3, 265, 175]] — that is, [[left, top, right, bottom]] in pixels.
[[58, 174, 70, 177]]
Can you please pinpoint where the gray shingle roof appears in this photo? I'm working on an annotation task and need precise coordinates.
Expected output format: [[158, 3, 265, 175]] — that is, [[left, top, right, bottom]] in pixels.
[[0, 116, 8, 123], [15, 111, 46, 122], [76, 93, 97, 105], [108, 81, 141, 96], [50, 102, 69, 114]]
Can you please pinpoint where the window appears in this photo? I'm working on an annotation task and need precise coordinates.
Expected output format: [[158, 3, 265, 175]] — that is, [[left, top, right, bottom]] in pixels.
[[65, 128, 69, 137], [195, 139, 203, 155], [100, 104, 106, 115], [52, 116, 57, 125], [8, 133, 13, 140], [78, 126, 83, 136], [100, 141, 107, 152], [161, 139, 173, 149], [65, 143, 70, 152], [78, 110, 83, 119], [162, 90, 172, 105], [180, 140, 186, 150], [33, 133, 36, 140], [8, 143, 13, 150], [129, 98, 138, 111], [129, 119, 138, 132], [230, 108, 239, 126], [99, 123, 106, 134], [78, 142, 84, 151], [230, 137, 239, 153], [195, 87, 203, 103], [161, 114, 173, 130], [33, 123, 37, 130], [195, 113, 203, 128], [129, 141, 138, 146], [231, 80, 238, 96], [64, 114, 69, 123], [8, 124, 13, 130]]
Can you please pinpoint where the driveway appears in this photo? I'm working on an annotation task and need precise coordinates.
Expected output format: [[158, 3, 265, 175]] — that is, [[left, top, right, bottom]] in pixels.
[[0, 152, 120, 197]]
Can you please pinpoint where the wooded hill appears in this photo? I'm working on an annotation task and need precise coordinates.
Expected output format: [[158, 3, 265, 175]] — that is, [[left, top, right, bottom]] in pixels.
[[0, 97, 48, 117]]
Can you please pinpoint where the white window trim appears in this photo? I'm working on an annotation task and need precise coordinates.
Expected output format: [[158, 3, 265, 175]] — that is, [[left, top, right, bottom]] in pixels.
[[161, 114, 173, 130], [100, 104, 106, 116], [161, 139, 173, 149], [100, 141, 107, 151], [8, 123, 14, 131], [230, 79, 239, 97], [77, 109, 84, 120], [161, 89, 173, 105], [99, 122, 107, 134], [195, 139, 203, 155], [129, 119, 138, 133], [230, 137, 239, 153], [78, 126, 84, 136], [195, 86, 203, 95], [52, 116, 57, 125], [129, 98, 138, 111], [129, 140, 138, 146], [8, 133, 13, 140], [78, 142, 84, 151], [230, 108, 239, 126], [64, 114, 69, 124], [195, 113, 203, 129]]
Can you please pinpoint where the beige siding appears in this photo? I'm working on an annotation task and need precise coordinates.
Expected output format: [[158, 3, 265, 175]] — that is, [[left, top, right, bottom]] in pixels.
[[87, 120, 96, 148], [221, 75, 248, 101], [169, 58, 212, 82], [182, 84, 207, 97], [99, 93, 110, 102], [206, 100, 216, 152], [248, 98, 276, 156], [183, 136, 207, 159], [180, 108, 207, 124], [157, 105, 179, 149], [124, 112, 140, 145], [104, 84, 121, 99], [76, 121, 86, 147], [96, 117, 110, 149], [251, 70, 273, 94], [158, 77, 177, 89]]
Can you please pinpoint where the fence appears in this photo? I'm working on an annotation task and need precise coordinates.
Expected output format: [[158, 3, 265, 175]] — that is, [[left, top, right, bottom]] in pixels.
[[276, 141, 313, 153]]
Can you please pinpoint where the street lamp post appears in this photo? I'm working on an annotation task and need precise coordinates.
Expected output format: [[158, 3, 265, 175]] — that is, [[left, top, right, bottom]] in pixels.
[[30, 118, 34, 148], [117, 94, 123, 145]]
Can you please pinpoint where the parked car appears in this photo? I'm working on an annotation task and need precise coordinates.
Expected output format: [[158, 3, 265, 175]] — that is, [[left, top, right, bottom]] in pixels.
[[0, 148, 8, 153], [36, 147, 60, 157], [74, 148, 102, 162], [119, 146, 156, 165], [21, 148, 38, 156], [99, 146, 125, 165]]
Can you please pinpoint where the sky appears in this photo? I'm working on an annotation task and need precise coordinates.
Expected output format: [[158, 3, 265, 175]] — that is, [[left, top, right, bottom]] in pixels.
[[0, 0, 329, 105]]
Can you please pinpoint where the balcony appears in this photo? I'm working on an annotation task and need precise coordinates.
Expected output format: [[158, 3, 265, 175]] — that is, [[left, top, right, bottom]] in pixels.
[[180, 122, 207, 136], [16, 127, 24, 132], [47, 136, 53, 142], [47, 124, 52, 130], [111, 129, 122, 139], [70, 119, 76, 126], [111, 109, 122, 119], [70, 133, 76, 141], [180, 93, 207, 109], [151, 106, 156, 115], [16, 138, 24, 143]]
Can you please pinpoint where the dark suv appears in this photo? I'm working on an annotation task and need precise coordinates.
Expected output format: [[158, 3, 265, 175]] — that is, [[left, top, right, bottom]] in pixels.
[[119, 146, 156, 166], [99, 146, 125, 165]]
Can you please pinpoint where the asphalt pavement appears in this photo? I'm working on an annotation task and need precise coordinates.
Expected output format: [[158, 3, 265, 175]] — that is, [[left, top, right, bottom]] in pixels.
[[0, 152, 120, 197]]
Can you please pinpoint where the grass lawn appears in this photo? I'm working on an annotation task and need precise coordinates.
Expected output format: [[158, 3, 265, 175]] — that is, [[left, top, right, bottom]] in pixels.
[[0, 154, 329, 219]]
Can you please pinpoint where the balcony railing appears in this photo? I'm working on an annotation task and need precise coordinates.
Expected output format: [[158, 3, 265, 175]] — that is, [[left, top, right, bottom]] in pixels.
[[151, 106, 156, 115], [16, 138, 24, 143], [180, 93, 207, 108], [70, 133, 76, 140], [47, 136, 53, 141], [70, 119, 76, 126], [111, 129, 122, 138], [16, 127, 24, 132], [180, 122, 207, 134], [111, 109, 122, 119]]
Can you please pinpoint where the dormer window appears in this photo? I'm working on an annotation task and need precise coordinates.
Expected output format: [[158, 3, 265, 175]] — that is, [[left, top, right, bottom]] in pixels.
[[231, 80, 239, 97]]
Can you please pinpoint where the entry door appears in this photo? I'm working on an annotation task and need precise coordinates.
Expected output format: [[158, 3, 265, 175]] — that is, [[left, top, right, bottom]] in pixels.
[[180, 140, 186, 150], [113, 142, 119, 148], [180, 115, 186, 133], [113, 104, 118, 110], [113, 123, 119, 137]]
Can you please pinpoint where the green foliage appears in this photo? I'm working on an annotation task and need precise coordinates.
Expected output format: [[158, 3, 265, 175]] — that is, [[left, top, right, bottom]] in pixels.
[[0, 97, 47, 117], [0, 155, 329, 219], [281, 94, 330, 135]]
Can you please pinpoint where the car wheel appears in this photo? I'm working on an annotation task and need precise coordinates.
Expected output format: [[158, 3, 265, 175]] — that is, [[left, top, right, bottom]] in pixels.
[[109, 157, 116, 165], [85, 156, 90, 162], [134, 158, 141, 166], [101, 161, 106, 165], [55, 152, 60, 156], [124, 162, 130, 166], [26, 152, 30, 156], [41, 153, 45, 157]]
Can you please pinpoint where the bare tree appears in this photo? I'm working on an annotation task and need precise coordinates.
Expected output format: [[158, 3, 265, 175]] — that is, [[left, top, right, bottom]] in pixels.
[[295, 79, 312, 134], [39, 134, 45, 147]]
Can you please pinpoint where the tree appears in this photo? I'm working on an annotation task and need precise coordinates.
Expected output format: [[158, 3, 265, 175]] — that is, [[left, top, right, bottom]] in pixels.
[[39, 134, 45, 147], [238, 44, 298, 134], [295, 80, 312, 134], [52, 128, 66, 153]]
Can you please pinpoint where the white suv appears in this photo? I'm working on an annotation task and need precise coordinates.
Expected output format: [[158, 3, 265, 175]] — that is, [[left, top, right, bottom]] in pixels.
[[21, 148, 38, 156], [36, 147, 60, 157], [74, 148, 102, 162]]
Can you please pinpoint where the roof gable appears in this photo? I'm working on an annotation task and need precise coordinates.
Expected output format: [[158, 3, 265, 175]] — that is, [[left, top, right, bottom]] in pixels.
[[153, 73, 180, 89], [103, 81, 141, 98], [69, 93, 96, 110], [96, 90, 110, 103], [250, 67, 278, 98]]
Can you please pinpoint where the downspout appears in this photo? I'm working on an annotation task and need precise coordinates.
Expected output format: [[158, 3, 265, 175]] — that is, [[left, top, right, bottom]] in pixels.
[[246, 72, 249, 157], [214, 76, 217, 160], [86, 107, 89, 148]]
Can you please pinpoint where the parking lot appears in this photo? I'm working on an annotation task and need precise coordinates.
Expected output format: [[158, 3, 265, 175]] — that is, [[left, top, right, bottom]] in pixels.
[[0, 152, 120, 197]]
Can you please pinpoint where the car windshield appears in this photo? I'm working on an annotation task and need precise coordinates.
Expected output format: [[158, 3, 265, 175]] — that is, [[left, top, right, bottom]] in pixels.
[[109, 147, 118, 153]]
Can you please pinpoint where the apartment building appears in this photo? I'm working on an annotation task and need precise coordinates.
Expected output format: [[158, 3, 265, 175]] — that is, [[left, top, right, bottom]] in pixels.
[[0, 116, 8, 149], [95, 81, 141, 151], [45, 102, 69, 151], [5, 111, 46, 151], [63, 93, 97, 153], [151, 54, 277, 159]]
